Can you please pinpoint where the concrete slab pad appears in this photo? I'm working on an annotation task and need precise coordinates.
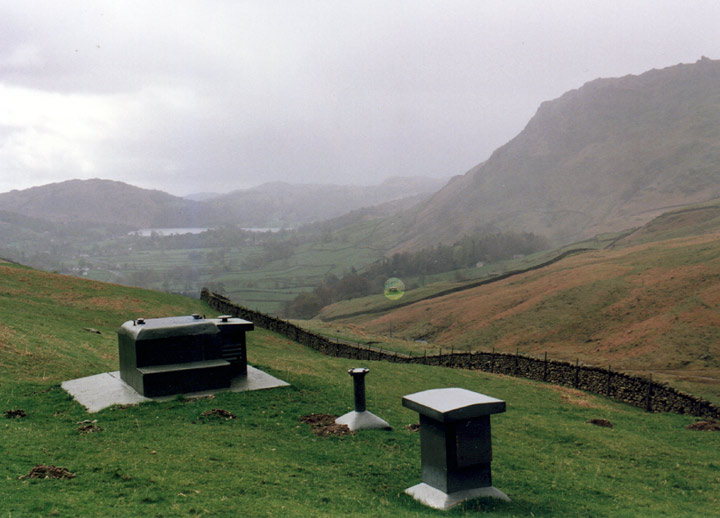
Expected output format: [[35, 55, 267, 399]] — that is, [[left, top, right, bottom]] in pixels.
[[62, 365, 290, 413], [405, 482, 510, 510], [61, 371, 149, 412], [335, 410, 392, 431], [230, 366, 289, 392]]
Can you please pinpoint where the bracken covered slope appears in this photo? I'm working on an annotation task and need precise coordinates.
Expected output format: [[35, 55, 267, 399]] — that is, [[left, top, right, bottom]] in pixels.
[[354, 229, 720, 402]]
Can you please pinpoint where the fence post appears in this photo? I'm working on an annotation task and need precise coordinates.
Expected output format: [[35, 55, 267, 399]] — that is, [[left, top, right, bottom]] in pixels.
[[607, 365, 611, 396], [491, 347, 495, 373], [543, 352, 548, 381], [574, 358, 579, 388]]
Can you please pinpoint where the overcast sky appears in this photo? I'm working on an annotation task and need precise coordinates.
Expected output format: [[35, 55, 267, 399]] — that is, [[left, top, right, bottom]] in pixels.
[[1, 1, 719, 197]]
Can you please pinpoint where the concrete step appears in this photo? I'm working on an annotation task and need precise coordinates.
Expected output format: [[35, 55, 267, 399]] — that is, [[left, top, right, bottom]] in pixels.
[[137, 359, 232, 397]]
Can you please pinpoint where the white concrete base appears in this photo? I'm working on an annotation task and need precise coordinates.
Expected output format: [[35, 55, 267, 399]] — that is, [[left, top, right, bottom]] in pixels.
[[404, 482, 510, 510], [61, 365, 290, 413], [335, 410, 392, 431]]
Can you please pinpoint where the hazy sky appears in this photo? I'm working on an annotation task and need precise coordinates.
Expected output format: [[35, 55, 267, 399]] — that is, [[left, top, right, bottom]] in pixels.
[[1, 1, 719, 197]]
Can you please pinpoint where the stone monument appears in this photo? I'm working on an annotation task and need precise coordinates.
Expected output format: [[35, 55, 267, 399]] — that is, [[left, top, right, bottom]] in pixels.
[[402, 387, 509, 510]]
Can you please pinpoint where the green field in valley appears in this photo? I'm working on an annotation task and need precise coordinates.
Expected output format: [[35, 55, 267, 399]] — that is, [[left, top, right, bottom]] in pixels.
[[79, 236, 387, 315]]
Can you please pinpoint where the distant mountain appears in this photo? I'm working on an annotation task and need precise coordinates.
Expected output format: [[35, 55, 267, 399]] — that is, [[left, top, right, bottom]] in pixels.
[[392, 57, 720, 251], [0, 179, 212, 229], [205, 176, 447, 227], [0, 176, 447, 230], [184, 192, 223, 202]]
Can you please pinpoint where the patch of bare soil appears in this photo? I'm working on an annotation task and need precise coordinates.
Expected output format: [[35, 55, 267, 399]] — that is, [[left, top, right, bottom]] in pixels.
[[21, 465, 75, 480], [199, 409, 236, 421], [77, 419, 102, 434], [3, 409, 27, 418], [587, 418, 613, 428], [686, 419, 720, 431], [300, 413, 354, 437]]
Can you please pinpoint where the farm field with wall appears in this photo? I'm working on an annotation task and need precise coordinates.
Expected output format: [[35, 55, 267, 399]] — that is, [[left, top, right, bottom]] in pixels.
[[1, 261, 718, 517]]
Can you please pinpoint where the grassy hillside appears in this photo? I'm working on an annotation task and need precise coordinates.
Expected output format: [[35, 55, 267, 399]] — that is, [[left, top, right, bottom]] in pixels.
[[0, 261, 210, 385], [314, 243, 610, 322], [1, 261, 719, 517], [333, 232, 720, 404]]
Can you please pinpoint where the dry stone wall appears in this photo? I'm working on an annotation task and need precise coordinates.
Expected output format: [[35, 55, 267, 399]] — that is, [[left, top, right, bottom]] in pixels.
[[202, 289, 720, 419]]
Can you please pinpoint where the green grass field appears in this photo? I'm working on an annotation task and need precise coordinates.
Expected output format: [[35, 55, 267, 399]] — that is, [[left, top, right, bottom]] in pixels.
[[1, 261, 719, 517], [81, 238, 387, 315]]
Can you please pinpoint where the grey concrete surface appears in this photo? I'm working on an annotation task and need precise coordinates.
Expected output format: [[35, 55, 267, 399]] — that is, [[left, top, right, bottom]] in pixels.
[[404, 482, 510, 510], [335, 410, 392, 431], [62, 365, 289, 413]]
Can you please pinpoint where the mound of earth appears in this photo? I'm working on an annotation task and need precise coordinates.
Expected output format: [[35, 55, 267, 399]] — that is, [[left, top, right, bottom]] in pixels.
[[587, 418, 613, 428], [300, 413, 353, 437], [21, 465, 75, 480], [686, 419, 720, 431], [76, 420, 102, 434], [199, 409, 236, 421]]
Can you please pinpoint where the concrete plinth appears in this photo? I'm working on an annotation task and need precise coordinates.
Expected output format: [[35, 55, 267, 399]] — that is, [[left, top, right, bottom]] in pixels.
[[402, 387, 509, 509], [335, 410, 391, 431], [62, 365, 289, 413], [405, 482, 510, 510]]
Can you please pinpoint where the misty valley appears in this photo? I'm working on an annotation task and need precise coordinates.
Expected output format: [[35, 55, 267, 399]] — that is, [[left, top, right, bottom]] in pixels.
[[0, 208, 548, 318], [2, 57, 720, 408], [4, 3, 720, 515]]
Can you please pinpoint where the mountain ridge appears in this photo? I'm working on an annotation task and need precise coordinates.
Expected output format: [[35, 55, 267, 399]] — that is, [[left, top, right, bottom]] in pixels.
[[0, 178, 210, 229], [0, 176, 447, 230], [390, 57, 720, 252]]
